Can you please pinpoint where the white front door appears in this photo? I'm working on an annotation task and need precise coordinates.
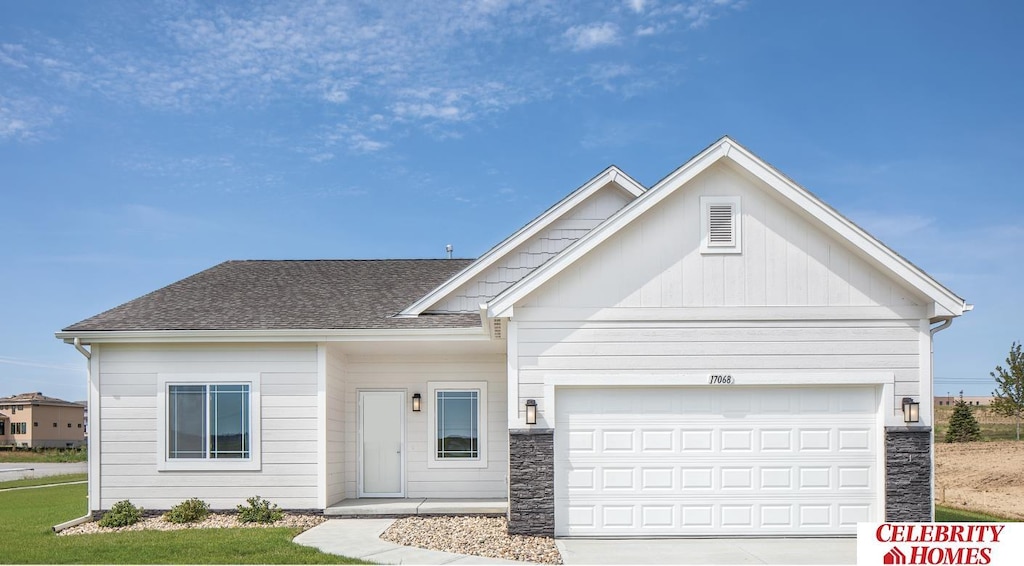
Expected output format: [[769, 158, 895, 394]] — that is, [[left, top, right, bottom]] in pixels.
[[359, 390, 405, 497]]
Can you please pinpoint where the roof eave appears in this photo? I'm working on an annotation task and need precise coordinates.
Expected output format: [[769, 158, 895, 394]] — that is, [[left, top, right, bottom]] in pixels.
[[56, 326, 490, 345]]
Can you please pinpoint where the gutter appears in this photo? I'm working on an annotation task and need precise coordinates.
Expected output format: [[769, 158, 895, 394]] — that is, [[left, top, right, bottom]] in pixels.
[[53, 338, 95, 532]]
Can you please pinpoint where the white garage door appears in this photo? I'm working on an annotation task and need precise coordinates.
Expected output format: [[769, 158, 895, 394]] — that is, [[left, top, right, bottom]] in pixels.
[[555, 386, 880, 537]]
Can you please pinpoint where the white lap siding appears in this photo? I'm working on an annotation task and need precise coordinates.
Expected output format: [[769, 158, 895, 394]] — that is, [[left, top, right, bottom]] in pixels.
[[324, 347, 347, 506], [516, 319, 922, 428], [97, 343, 319, 510], [341, 353, 508, 499]]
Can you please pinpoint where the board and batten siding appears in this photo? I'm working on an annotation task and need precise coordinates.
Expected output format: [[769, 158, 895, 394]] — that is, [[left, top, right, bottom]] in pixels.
[[340, 353, 508, 499], [96, 343, 319, 510], [513, 161, 929, 427], [429, 185, 633, 313]]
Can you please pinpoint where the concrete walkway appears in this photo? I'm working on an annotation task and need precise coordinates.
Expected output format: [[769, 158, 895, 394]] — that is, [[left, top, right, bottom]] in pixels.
[[295, 519, 857, 565], [293, 518, 532, 564], [0, 462, 87, 481]]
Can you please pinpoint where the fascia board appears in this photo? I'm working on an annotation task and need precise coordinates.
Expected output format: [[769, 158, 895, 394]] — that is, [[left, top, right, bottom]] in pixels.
[[724, 144, 966, 317], [56, 327, 490, 345], [399, 166, 646, 317], [487, 142, 731, 318]]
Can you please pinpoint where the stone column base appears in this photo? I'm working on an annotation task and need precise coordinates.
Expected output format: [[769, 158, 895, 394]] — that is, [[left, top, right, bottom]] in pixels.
[[507, 428, 554, 536], [885, 427, 932, 522]]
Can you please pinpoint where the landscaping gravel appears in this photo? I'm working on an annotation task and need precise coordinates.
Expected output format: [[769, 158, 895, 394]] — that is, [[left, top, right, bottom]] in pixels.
[[57, 512, 326, 536], [381, 516, 562, 564]]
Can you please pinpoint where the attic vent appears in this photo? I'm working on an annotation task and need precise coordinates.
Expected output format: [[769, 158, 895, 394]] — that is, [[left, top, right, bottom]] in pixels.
[[491, 318, 503, 340], [707, 204, 734, 245], [700, 196, 741, 254]]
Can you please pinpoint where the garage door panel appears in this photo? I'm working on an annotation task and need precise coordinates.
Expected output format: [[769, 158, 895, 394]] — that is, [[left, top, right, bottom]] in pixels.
[[555, 386, 880, 537]]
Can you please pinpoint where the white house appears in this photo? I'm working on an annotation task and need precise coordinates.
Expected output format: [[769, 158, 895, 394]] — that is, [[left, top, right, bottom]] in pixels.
[[57, 137, 968, 537]]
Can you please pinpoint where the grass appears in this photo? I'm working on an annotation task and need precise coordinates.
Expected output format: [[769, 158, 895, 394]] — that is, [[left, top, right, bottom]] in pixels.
[[933, 405, 1021, 442], [0, 473, 87, 490], [0, 447, 88, 463], [936, 505, 1015, 522], [0, 476, 368, 564]]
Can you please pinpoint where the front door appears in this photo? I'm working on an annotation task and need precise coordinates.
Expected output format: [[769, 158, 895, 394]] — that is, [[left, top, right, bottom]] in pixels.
[[359, 390, 405, 497]]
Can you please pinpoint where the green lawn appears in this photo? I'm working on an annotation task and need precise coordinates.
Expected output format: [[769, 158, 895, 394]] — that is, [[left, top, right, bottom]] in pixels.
[[0, 448, 88, 463], [0, 473, 87, 490], [936, 505, 1015, 522], [0, 477, 368, 564]]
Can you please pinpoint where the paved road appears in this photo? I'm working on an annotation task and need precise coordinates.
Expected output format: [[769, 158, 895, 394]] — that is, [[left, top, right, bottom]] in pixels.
[[0, 462, 87, 481]]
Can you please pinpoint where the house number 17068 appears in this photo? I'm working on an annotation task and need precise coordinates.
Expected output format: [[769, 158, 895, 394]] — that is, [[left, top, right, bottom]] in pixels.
[[708, 374, 734, 385]]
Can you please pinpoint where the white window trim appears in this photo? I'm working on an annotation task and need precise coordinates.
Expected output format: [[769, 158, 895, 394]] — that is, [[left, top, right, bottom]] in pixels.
[[426, 381, 488, 469], [700, 195, 742, 254], [156, 373, 261, 472]]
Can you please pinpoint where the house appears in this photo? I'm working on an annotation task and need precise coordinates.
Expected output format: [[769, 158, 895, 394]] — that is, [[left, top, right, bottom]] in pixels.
[[56, 137, 968, 537], [934, 395, 992, 407], [0, 392, 86, 448]]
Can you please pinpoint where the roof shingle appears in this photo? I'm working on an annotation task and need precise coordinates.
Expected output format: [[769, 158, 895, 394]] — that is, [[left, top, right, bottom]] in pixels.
[[63, 260, 479, 331]]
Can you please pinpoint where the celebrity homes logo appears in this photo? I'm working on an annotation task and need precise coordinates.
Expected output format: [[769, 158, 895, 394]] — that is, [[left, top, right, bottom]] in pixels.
[[858, 523, 1022, 566]]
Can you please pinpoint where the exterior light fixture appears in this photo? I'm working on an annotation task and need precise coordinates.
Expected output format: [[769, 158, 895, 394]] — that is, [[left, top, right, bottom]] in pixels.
[[412, 393, 421, 412], [902, 397, 919, 424], [525, 399, 537, 425]]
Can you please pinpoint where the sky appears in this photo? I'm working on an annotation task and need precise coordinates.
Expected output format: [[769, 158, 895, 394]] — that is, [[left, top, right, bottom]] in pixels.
[[1, 0, 1022, 403]]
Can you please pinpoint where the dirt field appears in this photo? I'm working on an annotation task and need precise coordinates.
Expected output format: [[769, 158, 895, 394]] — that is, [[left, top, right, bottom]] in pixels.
[[935, 440, 1024, 519]]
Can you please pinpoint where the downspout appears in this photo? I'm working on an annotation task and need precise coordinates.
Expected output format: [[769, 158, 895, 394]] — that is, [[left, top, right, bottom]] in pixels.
[[924, 311, 963, 522], [54, 338, 94, 532]]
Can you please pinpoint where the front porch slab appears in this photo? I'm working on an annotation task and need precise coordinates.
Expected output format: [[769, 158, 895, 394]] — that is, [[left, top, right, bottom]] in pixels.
[[325, 498, 508, 517]]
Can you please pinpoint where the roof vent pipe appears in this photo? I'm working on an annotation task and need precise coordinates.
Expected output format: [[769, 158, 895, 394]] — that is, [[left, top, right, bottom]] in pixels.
[[446, 244, 453, 259]]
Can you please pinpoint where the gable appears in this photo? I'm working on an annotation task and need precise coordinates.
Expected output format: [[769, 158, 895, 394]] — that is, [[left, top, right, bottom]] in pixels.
[[520, 160, 929, 313], [419, 178, 638, 314], [488, 137, 966, 321]]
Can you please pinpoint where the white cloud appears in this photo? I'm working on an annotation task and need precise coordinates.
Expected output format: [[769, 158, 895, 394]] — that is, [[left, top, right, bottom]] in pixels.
[[0, 1, 745, 142], [565, 22, 621, 51], [626, 0, 648, 14], [348, 134, 387, 153], [0, 95, 65, 142]]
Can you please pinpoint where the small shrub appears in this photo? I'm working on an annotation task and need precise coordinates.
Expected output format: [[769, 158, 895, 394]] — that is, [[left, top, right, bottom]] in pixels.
[[236, 495, 283, 524], [164, 497, 210, 524], [99, 500, 143, 527]]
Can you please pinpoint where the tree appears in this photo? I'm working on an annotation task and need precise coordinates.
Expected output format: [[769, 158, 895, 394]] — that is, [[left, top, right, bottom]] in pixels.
[[945, 391, 981, 443], [991, 341, 1024, 441]]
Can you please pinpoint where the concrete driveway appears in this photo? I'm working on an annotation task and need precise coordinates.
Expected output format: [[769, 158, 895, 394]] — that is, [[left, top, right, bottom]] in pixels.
[[0, 462, 87, 481], [556, 537, 856, 565]]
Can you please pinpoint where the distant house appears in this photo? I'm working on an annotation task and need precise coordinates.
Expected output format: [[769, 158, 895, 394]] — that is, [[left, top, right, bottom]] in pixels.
[[58, 137, 968, 536], [0, 392, 86, 448], [934, 395, 993, 407]]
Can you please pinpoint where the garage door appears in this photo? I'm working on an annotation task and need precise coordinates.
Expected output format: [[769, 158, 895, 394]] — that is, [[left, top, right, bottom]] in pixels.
[[555, 386, 880, 537]]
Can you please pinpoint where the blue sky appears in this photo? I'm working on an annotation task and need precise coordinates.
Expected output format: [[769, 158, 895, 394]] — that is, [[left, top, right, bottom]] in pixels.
[[2, 0, 1021, 402]]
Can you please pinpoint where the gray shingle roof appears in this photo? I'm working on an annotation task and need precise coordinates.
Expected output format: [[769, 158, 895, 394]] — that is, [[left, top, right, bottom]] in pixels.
[[63, 260, 480, 331]]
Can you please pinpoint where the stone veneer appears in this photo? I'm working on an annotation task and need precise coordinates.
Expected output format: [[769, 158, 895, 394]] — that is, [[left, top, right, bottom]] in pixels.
[[885, 427, 932, 522], [507, 428, 554, 536]]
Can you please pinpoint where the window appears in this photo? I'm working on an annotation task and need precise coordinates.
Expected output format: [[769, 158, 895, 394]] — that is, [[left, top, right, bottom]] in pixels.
[[53, 422, 58, 428], [157, 373, 261, 471], [33, 422, 38, 427], [168, 384, 250, 459], [427, 381, 488, 468], [0, 421, 5, 435], [700, 196, 742, 254], [68, 423, 73, 428], [12, 422, 27, 435]]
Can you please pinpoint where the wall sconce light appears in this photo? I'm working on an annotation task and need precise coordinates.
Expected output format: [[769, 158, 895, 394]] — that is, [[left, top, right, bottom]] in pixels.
[[525, 399, 537, 425], [902, 397, 919, 424], [412, 393, 421, 412]]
